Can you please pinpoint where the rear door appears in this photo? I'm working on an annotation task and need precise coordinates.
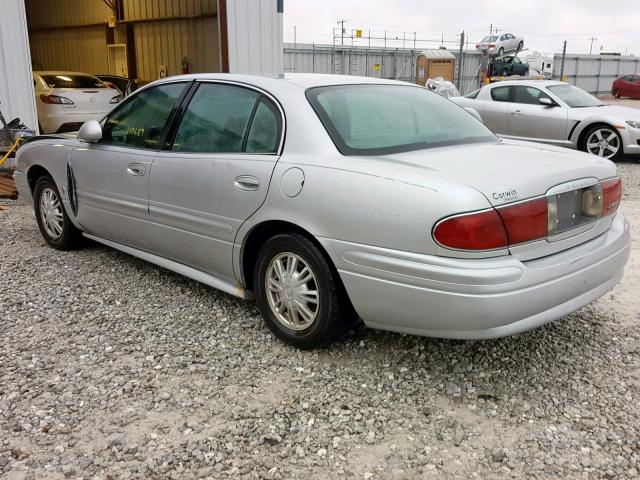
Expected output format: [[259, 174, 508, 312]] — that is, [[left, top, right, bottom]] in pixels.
[[147, 81, 284, 281], [507, 85, 568, 142], [69, 82, 188, 249], [481, 85, 511, 134]]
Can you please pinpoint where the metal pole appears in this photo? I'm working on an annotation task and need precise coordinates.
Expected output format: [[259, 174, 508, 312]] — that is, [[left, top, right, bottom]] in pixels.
[[560, 40, 567, 80], [589, 37, 597, 55], [312, 43, 315, 73], [293, 26, 297, 73], [457, 31, 465, 90], [337, 19, 346, 46]]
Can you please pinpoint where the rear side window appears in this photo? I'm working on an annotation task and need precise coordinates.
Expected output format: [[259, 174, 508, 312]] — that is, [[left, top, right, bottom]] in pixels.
[[101, 83, 185, 150], [172, 83, 281, 154], [245, 100, 281, 153], [40, 74, 106, 89], [513, 86, 551, 105], [491, 86, 511, 102]]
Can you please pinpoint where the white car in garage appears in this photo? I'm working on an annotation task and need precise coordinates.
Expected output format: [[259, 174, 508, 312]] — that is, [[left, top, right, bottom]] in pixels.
[[34, 71, 122, 134]]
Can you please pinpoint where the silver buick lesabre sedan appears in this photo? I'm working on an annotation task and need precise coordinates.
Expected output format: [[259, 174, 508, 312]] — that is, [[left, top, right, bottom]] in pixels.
[[14, 73, 631, 349], [452, 80, 640, 160]]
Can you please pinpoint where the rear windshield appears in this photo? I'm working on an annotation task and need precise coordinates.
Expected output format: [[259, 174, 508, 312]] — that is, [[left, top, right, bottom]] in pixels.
[[306, 84, 496, 156], [40, 74, 106, 89], [481, 36, 499, 42], [547, 84, 603, 108]]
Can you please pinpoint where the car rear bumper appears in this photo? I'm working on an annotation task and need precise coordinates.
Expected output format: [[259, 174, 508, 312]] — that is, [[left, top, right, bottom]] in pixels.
[[38, 109, 105, 134], [320, 213, 630, 339]]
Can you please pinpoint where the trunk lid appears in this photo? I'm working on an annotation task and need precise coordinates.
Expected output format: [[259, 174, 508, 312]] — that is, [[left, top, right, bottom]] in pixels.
[[380, 140, 619, 258], [53, 87, 119, 114]]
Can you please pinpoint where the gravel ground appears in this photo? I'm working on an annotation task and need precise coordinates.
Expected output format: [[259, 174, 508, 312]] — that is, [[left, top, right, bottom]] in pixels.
[[1, 160, 639, 480]]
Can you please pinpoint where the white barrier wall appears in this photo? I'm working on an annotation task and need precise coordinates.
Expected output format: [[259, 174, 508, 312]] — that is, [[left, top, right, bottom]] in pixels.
[[0, 0, 38, 133]]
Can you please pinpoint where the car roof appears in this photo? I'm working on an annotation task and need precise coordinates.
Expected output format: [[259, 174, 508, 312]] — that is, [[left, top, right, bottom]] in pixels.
[[33, 71, 100, 77], [485, 80, 567, 88], [152, 72, 416, 91]]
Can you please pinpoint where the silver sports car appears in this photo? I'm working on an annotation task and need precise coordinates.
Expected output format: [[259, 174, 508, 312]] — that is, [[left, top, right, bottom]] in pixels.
[[14, 73, 631, 349], [452, 80, 640, 160]]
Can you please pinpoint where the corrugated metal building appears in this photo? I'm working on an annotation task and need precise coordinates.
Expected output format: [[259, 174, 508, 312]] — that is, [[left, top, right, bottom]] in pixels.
[[554, 53, 640, 94], [0, 0, 283, 133]]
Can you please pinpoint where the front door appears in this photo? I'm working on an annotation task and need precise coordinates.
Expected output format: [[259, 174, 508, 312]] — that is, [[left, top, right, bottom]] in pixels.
[[507, 85, 568, 143], [69, 82, 187, 249], [481, 85, 511, 134], [146, 81, 284, 282]]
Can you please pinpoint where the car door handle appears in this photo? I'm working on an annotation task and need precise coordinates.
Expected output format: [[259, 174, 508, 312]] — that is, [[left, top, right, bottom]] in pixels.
[[127, 163, 146, 176], [234, 175, 260, 191], [510, 110, 524, 116]]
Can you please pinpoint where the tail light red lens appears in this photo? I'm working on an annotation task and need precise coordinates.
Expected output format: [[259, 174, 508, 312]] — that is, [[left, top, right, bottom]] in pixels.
[[40, 94, 74, 105], [434, 209, 508, 250], [497, 198, 548, 245], [434, 178, 621, 252], [490, 44, 496, 48], [602, 178, 622, 216]]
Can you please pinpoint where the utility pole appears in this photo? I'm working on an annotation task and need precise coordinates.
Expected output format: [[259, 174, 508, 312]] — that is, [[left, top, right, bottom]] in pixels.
[[589, 36, 597, 55], [457, 31, 465, 90], [337, 19, 347, 46], [560, 40, 567, 80]]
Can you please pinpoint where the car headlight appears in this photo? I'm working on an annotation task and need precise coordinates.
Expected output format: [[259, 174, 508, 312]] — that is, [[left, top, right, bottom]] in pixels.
[[626, 120, 640, 129]]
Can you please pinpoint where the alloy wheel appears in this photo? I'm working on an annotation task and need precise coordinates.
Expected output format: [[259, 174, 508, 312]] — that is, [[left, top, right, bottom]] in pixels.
[[586, 128, 620, 159], [39, 187, 64, 239], [265, 252, 319, 331]]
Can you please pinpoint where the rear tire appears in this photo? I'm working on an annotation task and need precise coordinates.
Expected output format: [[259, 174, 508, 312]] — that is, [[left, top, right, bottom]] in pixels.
[[498, 47, 504, 57], [517, 41, 523, 51], [33, 176, 82, 250], [254, 233, 355, 349]]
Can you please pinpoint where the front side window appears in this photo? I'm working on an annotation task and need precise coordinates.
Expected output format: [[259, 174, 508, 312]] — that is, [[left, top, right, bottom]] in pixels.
[[491, 86, 511, 102], [101, 83, 186, 149], [465, 88, 480, 99], [172, 83, 260, 153], [513, 86, 551, 105], [547, 84, 603, 108], [306, 84, 496, 156]]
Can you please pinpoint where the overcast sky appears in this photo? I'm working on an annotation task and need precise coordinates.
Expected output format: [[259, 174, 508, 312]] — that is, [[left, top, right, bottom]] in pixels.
[[283, 0, 640, 56]]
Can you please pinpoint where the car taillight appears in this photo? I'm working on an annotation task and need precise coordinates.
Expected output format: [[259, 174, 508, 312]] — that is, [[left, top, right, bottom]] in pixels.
[[602, 178, 622, 216], [490, 44, 496, 48], [435, 178, 622, 252], [40, 94, 74, 105], [434, 209, 508, 250], [110, 94, 123, 104], [475, 44, 480, 48], [497, 198, 548, 245]]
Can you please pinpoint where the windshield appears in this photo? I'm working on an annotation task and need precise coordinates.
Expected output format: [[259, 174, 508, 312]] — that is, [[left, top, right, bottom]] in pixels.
[[306, 84, 496, 155], [40, 74, 106, 89], [547, 84, 603, 108], [481, 36, 498, 42]]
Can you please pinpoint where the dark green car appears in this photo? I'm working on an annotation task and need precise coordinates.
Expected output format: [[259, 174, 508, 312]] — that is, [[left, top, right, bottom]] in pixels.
[[491, 56, 529, 76]]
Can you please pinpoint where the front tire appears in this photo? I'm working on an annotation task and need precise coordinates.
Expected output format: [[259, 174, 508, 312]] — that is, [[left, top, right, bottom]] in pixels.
[[33, 176, 81, 250], [517, 41, 523, 51], [254, 233, 354, 349], [580, 125, 623, 161]]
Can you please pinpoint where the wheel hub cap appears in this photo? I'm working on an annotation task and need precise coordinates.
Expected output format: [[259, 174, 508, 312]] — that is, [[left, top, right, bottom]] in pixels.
[[39, 187, 64, 239], [587, 129, 619, 159], [265, 252, 319, 331]]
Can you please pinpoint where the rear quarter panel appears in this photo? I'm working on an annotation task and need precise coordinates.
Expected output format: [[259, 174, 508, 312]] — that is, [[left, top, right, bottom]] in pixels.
[[15, 139, 80, 227]]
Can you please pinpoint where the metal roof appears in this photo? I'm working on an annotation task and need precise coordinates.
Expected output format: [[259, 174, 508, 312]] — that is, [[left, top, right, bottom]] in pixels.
[[417, 49, 456, 60]]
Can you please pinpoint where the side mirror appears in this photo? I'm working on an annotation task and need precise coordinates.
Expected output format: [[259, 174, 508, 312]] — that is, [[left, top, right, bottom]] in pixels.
[[464, 107, 484, 124], [538, 97, 555, 107], [77, 120, 102, 143]]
